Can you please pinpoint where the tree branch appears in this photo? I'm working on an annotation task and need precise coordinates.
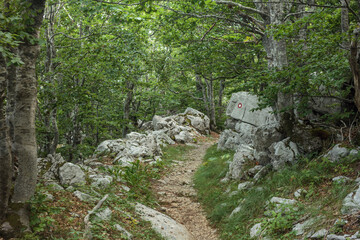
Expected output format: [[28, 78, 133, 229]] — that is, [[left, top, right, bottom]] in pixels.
[[215, 0, 269, 18], [201, 22, 217, 41]]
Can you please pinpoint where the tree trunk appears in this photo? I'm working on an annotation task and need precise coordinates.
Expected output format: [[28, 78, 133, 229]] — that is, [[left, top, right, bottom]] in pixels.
[[349, 29, 360, 111], [204, 77, 216, 130], [262, 0, 294, 136], [196, 75, 210, 116], [11, 0, 46, 205], [341, 0, 350, 52], [217, 79, 225, 123], [0, 55, 13, 223], [122, 81, 135, 138]]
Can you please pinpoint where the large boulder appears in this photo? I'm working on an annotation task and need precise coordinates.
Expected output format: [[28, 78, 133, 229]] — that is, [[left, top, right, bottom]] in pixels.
[[226, 92, 277, 127], [269, 138, 299, 170], [135, 203, 193, 240], [59, 163, 86, 186]]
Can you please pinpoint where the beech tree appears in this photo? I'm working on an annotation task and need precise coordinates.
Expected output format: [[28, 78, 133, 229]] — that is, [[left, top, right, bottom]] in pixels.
[[0, 0, 46, 237]]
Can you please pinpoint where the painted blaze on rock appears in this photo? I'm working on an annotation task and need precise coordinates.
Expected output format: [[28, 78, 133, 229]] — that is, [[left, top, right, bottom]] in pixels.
[[226, 92, 277, 127]]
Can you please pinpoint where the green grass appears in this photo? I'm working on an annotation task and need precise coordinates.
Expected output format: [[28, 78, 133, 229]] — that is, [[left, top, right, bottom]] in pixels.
[[194, 145, 360, 239]]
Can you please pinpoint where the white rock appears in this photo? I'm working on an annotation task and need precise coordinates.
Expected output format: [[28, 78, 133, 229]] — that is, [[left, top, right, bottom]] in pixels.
[[332, 176, 352, 184], [226, 92, 277, 127], [294, 189, 307, 199], [311, 229, 328, 238], [342, 185, 360, 214], [135, 203, 193, 240], [327, 234, 350, 240], [269, 138, 299, 170], [270, 197, 297, 205], [227, 144, 254, 180], [96, 207, 112, 221], [59, 163, 86, 186], [237, 181, 254, 191], [229, 205, 242, 218], [324, 144, 350, 162], [250, 223, 262, 238], [217, 129, 243, 151], [174, 131, 194, 143], [91, 177, 112, 188], [95, 139, 125, 154], [292, 218, 316, 236], [114, 224, 133, 239], [73, 190, 97, 202]]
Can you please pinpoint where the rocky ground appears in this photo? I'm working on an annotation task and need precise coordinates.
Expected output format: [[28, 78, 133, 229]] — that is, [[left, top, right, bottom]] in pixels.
[[153, 137, 218, 240]]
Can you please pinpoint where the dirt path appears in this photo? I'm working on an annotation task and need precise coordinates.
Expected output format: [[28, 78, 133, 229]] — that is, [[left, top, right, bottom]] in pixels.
[[153, 139, 218, 240]]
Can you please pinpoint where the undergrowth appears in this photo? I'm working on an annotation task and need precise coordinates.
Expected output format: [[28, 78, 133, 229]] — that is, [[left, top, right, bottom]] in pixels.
[[194, 144, 360, 239], [24, 144, 195, 240]]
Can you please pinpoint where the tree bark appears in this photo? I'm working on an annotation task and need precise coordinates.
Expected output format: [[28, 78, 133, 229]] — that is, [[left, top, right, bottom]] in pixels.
[[349, 29, 360, 111], [11, 0, 46, 203], [122, 81, 135, 138], [0, 54, 13, 222], [261, 0, 294, 135]]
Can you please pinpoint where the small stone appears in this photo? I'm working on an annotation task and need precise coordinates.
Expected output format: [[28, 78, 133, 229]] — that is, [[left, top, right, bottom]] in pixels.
[[250, 223, 262, 238], [96, 207, 112, 221], [327, 234, 350, 240], [229, 205, 242, 218], [44, 192, 54, 201], [122, 185, 130, 192], [294, 188, 307, 199], [311, 229, 328, 239], [237, 181, 254, 191], [332, 176, 352, 184], [73, 190, 97, 202], [114, 224, 133, 239]]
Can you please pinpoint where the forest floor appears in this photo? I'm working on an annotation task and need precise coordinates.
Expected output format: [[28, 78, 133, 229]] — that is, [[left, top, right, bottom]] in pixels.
[[152, 136, 219, 240]]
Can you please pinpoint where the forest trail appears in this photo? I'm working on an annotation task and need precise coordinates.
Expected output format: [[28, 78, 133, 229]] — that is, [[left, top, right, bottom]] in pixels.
[[152, 137, 218, 240]]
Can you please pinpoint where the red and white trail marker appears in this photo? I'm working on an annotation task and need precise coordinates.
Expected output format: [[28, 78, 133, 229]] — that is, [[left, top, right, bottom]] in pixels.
[[238, 103, 243, 108]]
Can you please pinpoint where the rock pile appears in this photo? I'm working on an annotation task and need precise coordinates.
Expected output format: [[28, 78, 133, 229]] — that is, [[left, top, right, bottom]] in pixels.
[[36, 107, 210, 240], [95, 107, 210, 166]]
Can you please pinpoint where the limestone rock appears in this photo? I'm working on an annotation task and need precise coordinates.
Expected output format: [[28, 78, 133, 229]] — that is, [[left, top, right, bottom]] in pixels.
[[294, 189, 307, 199], [95, 207, 112, 221], [269, 138, 299, 170], [95, 139, 125, 155], [227, 144, 254, 180], [135, 203, 193, 240], [226, 92, 277, 127], [38, 154, 66, 181], [174, 131, 194, 143], [217, 129, 242, 151], [59, 163, 86, 186], [114, 224, 133, 239], [292, 218, 316, 236], [184, 107, 210, 134], [341, 185, 360, 214], [252, 123, 282, 152], [324, 144, 350, 162], [237, 181, 254, 191], [311, 229, 328, 239], [73, 190, 97, 202], [250, 223, 262, 238], [90, 175, 113, 188], [332, 176, 352, 184]]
